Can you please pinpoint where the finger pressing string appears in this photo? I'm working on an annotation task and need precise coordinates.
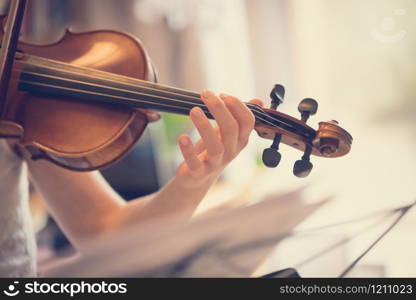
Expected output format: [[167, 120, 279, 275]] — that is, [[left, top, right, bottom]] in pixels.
[[220, 94, 255, 146], [201, 90, 238, 153]]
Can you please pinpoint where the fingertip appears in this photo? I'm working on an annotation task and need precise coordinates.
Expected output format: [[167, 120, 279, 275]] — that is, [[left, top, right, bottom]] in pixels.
[[179, 134, 192, 147], [219, 93, 230, 101], [178, 135, 203, 170], [221, 94, 241, 107], [190, 106, 204, 118], [249, 99, 264, 107], [201, 89, 214, 99]]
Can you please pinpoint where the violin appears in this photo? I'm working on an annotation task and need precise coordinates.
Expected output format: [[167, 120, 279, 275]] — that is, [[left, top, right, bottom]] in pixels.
[[0, 0, 352, 177]]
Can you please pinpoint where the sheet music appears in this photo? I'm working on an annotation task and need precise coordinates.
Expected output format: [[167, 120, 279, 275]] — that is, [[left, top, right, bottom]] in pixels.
[[44, 188, 328, 277]]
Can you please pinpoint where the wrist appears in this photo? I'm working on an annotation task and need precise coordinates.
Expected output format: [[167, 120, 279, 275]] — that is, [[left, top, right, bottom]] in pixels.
[[173, 170, 221, 191]]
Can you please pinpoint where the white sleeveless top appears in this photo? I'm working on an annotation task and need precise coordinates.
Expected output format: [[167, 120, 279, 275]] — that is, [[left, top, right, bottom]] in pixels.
[[0, 140, 36, 277]]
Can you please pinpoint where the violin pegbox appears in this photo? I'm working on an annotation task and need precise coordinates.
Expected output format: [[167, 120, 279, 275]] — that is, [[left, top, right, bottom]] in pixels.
[[261, 84, 318, 177], [260, 84, 352, 178]]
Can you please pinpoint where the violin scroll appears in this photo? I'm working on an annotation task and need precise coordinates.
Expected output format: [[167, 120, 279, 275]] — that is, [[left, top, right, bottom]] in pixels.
[[313, 120, 352, 158]]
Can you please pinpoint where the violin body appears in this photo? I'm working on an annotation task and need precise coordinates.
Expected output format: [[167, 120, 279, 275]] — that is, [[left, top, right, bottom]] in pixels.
[[0, 18, 155, 170]]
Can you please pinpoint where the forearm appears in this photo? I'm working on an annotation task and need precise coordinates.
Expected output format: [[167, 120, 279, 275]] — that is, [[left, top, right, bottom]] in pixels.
[[114, 173, 219, 229], [28, 158, 217, 252]]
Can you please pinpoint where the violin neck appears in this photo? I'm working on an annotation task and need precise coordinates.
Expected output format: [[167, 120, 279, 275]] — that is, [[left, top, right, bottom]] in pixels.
[[18, 55, 263, 122]]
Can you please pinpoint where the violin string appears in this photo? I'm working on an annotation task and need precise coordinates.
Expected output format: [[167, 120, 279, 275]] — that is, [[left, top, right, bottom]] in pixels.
[[19, 79, 208, 112], [19, 66, 301, 133], [23, 56, 240, 108], [25, 54, 201, 99], [19, 68, 284, 131], [19, 78, 275, 130], [23, 62, 204, 104], [21, 55, 310, 135], [21, 70, 209, 108], [19, 70, 279, 129], [19, 78, 285, 132]]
